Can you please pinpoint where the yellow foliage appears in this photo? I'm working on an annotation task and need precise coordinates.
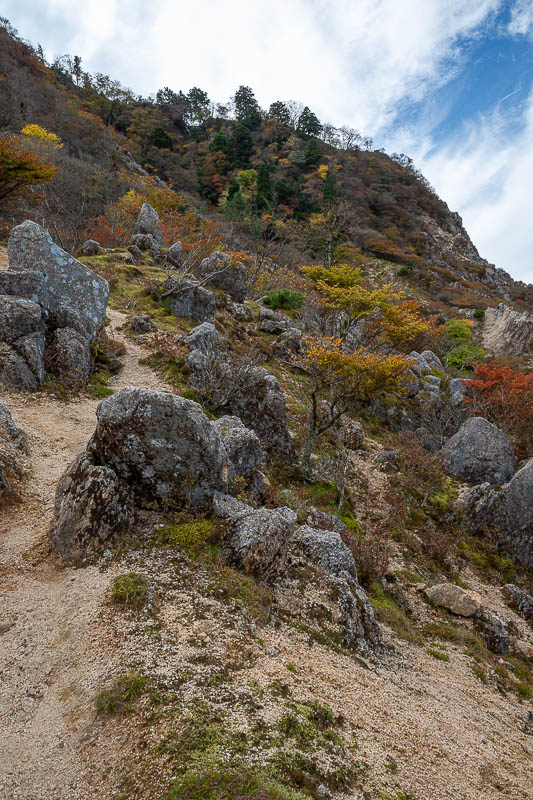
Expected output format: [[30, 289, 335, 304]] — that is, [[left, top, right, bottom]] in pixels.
[[302, 336, 409, 400], [21, 124, 62, 149], [317, 164, 329, 181]]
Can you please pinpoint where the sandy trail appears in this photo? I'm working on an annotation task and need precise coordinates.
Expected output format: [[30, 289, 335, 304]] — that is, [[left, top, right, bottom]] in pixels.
[[0, 309, 169, 800]]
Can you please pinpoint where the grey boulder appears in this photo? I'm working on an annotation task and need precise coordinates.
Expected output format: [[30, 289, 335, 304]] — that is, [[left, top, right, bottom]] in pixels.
[[503, 584, 533, 623], [80, 240, 100, 256], [211, 415, 264, 495], [52, 453, 134, 564], [442, 417, 515, 485], [197, 251, 248, 302], [222, 505, 297, 582], [134, 203, 165, 248], [129, 314, 153, 334], [167, 241, 184, 268], [185, 322, 219, 353], [162, 277, 216, 323], [88, 387, 229, 508], [8, 220, 108, 340], [45, 328, 93, 390]]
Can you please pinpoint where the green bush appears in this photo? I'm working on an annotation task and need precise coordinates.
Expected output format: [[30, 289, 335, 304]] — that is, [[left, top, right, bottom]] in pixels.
[[263, 288, 305, 310], [445, 318, 474, 343], [446, 343, 484, 370], [396, 265, 411, 277], [111, 572, 148, 607], [473, 308, 485, 319]]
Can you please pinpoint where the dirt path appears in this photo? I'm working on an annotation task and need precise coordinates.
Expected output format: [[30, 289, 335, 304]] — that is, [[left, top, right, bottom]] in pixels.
[[0, 310, 169, 800]]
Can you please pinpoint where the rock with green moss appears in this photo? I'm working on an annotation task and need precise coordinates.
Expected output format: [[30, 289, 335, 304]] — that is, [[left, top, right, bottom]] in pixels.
[[442, 417, 515, 485]]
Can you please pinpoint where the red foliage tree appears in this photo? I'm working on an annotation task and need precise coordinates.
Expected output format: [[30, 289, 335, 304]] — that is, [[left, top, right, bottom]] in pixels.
[[465, 362, 533, 458]]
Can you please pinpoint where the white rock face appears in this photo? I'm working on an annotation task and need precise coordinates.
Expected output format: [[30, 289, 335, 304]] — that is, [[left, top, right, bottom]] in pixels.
[[482, 303, 533, 361]]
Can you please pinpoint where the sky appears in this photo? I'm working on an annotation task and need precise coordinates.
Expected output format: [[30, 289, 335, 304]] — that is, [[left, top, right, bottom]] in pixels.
[[3, 0, 533, 282]]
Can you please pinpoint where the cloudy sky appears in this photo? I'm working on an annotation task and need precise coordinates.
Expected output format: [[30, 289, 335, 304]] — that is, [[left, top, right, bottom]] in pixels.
[[4, 0, 533, 281]]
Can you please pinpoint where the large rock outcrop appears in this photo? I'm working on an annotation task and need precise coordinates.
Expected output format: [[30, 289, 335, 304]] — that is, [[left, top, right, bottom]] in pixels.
[[0, 221, 109, 391], [442, 417, 515, 485], [51, 388, 266, 562], [463, 458, 533, 567], [482, 303, 533, 361]]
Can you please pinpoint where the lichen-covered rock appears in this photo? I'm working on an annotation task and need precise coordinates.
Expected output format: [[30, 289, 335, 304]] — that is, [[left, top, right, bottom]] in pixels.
[[479, 612, 510, 655], [167, 241, 184, 268], [134, 203, 165, 248], [338, 416, 364, 451], [80, 240, 100, 256], [197, 251, 248, 302], [424, 583, 480, 617], [0, 295, 46, 390], [229, 369, 296, 461], [130, 233, 160, 253], [503, 584, 533, 622], [185, 321, 219, 353], [306, 507, 347, 535], [258, 306, 292, 335], [45, 328, 93, 390], [449, 377, 468, 405], [442, 417, 515, 485], [291, 525, 384, 652], [495, 458, 533, 567], [211, 415, 264, 495], [420, 350, 443, 372], [408, 351, 430, 376], [88, 387, 229, 507], [162, 277, 216, 323], [8, 220, 109, 340], [51, 453, 134, 564], [129, 314, 153, 334], [222, 505, 297, 582]]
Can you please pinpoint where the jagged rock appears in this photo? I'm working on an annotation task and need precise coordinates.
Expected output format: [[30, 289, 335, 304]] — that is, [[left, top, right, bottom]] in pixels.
[[442, 417, 515, 485], [222, 505, 297, 582], [0, 403, 27, 452], [503, 584, 533, 622], [186, 348, 210, 375], [479, 612, 510, 655], [272, 327, 302, 358], [408, 351, 430, 376], [80, 240, 100, 256], [121, 252, 135, 265], [45, 328, 92, 390], [162, 277, 216, 323], [129, 314, 153, 334], [212, 490, 251, 521], [230, 369, 296, 461], [0, 296, 46, 390], [134, 203, 165, 248], [495, 458, 533, 567], [423, 374, 441, 390], [482, 303, 533, 359], [167, 241, 184, 268], [130, 233, 160, 253], [291, 525, 384, 652], [449, 377, 468, 405], [375, 450, 398, 465], [258, 306, 292, 335], [8, 220, 108, 340], [197, 251, 248, 302], [424, 583, 480, 617], [88, 387, 228, 508], [211, 415, 264, 495], [184, 321, 219, 353], [420, 350, 443, 372], [51, 453, 135, 564]]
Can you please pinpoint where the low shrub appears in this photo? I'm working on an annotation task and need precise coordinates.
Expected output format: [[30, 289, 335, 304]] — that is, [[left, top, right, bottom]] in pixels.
[[263, 288, 305, 310]]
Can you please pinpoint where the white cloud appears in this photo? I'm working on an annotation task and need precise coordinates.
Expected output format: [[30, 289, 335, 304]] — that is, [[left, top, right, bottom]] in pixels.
[[508, 0, 533, 36]]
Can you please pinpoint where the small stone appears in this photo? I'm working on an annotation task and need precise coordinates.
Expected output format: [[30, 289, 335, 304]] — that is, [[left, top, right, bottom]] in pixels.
[[424, 583, 480, 617]]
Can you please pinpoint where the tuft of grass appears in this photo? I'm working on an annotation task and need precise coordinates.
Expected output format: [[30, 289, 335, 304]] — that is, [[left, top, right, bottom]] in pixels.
[[96, 674, 148, 714], [472, 664, 487, 683], [111, 572, 149, 608], [155, 518, 217, 554], [427, 648, 450, 662], [88, 369, 114, 399], [369, 583, 421, 644]]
